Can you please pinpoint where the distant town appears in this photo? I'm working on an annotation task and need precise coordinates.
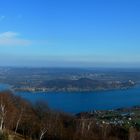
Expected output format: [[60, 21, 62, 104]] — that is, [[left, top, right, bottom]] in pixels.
[[77, 106, 140, 129]]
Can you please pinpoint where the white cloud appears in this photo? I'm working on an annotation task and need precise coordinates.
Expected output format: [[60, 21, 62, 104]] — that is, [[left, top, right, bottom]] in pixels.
[[0, 16, 6, 21], [0, 31, 31, 46], [0, 32, 19, 38]]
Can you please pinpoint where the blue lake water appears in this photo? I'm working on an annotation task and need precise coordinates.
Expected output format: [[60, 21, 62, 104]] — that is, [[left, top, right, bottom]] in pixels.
[[16, 87, 140, 114], [1, 84, 140, 114], [0, 84, 11, 91]]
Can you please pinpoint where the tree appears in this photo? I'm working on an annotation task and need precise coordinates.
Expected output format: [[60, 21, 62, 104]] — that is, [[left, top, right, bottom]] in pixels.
[[0, 92, 16, 132]]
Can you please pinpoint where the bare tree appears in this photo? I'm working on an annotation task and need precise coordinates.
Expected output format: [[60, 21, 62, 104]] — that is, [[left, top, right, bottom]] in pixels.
[[14, 108, 23, 134], [0, 92, 15, 132], [39, 126, 48, 140], [0, 103, 6, 131]]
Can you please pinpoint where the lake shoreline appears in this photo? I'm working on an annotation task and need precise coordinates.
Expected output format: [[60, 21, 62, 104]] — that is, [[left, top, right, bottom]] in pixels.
[[13, 85, 136, 94], [1, 83, 140, 114]]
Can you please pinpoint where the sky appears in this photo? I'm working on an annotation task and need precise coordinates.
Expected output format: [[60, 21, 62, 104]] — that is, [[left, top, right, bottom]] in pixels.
[[0, 0, 140, 67]]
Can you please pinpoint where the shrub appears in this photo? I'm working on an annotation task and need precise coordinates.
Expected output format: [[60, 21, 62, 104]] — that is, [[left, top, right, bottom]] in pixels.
[[0, 132, 9, 140]]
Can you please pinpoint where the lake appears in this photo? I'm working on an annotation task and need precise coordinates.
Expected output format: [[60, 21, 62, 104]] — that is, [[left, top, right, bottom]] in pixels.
[[0, 84, 12, 91], [0, 84, 140, 114]]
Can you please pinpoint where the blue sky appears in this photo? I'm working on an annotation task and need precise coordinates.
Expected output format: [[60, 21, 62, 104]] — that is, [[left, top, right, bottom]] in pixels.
[[0, 0, 140, 67]]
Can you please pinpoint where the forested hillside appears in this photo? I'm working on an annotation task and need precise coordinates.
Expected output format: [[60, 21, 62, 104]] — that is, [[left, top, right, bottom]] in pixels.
[[0, 91, 139, 140]]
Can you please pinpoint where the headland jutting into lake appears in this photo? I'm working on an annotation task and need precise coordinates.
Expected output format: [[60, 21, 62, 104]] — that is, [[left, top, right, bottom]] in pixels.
[[0, 67, 137, 92]]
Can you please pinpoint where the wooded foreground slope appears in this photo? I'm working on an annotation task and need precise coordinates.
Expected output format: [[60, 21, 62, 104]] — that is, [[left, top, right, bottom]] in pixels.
[[0, 91, 139, 140]]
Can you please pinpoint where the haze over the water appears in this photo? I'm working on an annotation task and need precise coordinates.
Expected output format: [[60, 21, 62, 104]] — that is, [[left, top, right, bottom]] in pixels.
[[0, 0, 140, 68]]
